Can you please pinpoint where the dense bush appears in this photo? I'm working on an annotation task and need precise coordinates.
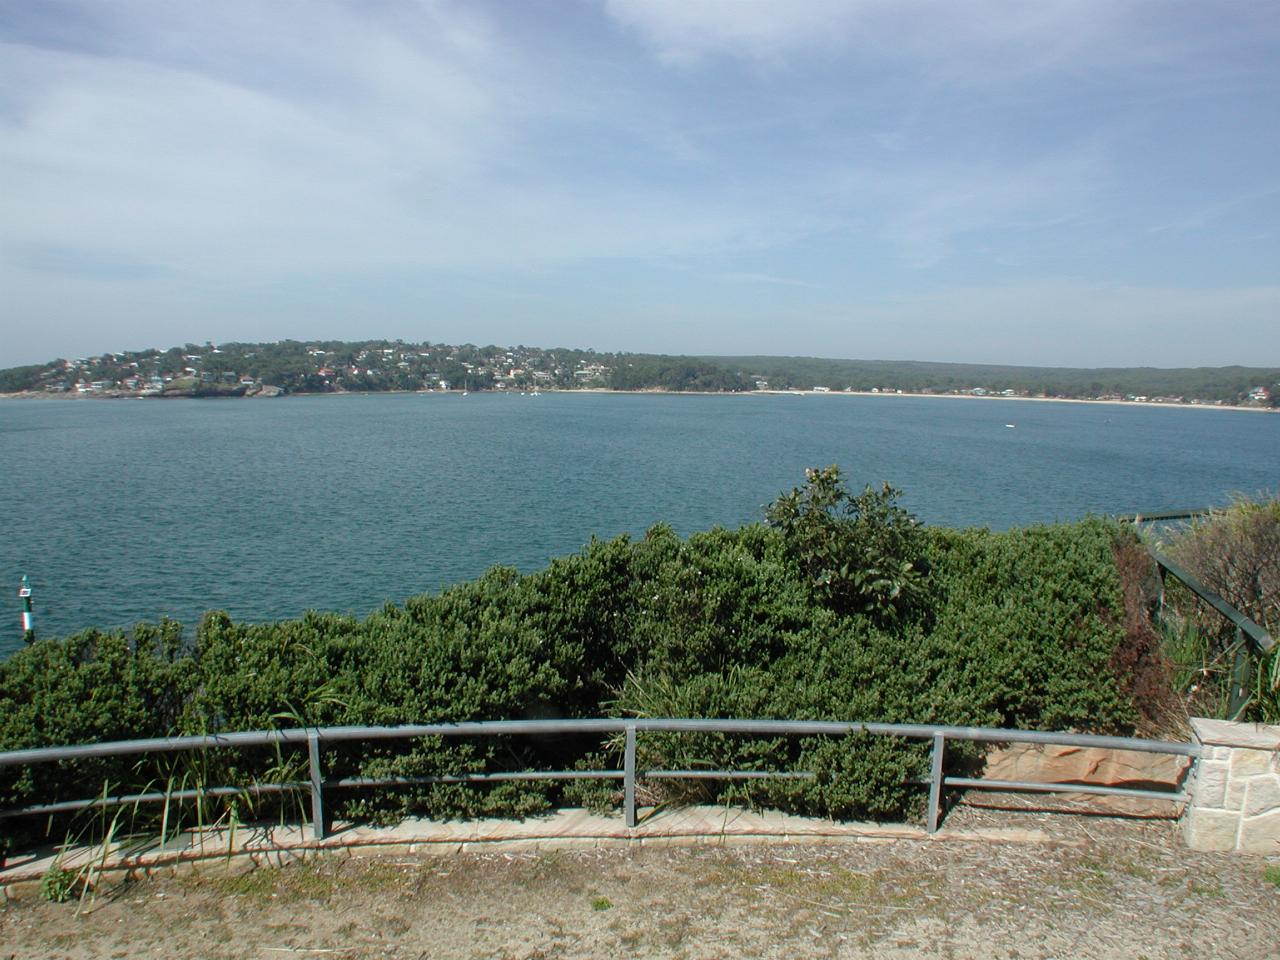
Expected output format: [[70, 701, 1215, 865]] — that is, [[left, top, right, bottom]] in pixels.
[[0, 472, 1149, 849], [765, 467, 928, 625], [0, 620, 193, 823]]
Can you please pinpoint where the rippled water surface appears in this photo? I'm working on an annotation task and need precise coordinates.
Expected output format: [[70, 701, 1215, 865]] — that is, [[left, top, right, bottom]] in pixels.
[[2, 392, 1277, 653]]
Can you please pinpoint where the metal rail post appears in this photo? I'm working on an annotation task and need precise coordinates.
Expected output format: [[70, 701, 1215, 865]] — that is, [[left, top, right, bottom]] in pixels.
[[1227, 627, 1253, 720], [1155, 563, 1167, 622], [926, 732, 945, 833], [623, 724, 637, 828], [307, 730, 327, 840]]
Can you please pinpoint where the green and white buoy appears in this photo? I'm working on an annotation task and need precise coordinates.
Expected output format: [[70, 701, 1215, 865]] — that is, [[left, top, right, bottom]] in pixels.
[[18, 574, 34, 643]]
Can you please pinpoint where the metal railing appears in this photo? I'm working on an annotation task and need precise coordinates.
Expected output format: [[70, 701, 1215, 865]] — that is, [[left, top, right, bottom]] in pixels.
[[1123, 508, 1275, 718], [1153, 551, 1274, 719], [0, 719, 1198, 842]]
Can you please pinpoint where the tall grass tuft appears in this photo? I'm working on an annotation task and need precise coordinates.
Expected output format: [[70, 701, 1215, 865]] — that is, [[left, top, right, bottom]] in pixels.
[[1155, 495, 1280, 723]]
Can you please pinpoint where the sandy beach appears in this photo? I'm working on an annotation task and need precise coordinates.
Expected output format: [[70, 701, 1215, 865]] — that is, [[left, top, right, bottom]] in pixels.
[[2, 386, 1274, 413]]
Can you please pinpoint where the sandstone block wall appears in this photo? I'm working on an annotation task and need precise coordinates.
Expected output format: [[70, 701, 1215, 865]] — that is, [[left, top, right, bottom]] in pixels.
[[1183, 717, 1280, 854]]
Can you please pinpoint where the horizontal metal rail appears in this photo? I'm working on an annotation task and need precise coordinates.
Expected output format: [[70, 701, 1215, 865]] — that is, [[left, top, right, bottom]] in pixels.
[[332, 771, 625, 789], [1121, 509, 1213, 523], [945, 778, 1187, 802], [3, 782, 307, 819], [0, 719, 1200, 768], [0, 719, 1196, 839], [644, 770, 816, 781]]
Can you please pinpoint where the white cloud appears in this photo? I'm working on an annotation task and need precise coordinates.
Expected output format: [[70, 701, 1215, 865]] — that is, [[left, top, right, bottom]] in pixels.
[[601, 0, 1274, 106], [601, 0, 1130, 69], [0, 2, 789, 292], [603, 0, 869, 63], [1, 1, 1276, 367], [0, 2, 516, 275]]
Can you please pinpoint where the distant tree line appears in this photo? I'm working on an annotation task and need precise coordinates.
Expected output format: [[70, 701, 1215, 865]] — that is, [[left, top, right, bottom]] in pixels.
[[1, 339, 1276, 405], [607, 355, 753, 391], [705, 356, 1280, 405]]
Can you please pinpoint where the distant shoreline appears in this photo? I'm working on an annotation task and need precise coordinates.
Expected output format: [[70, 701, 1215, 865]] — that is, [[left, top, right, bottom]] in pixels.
[[757, 389, 1276, 413], [1, 386, 1274, 413]]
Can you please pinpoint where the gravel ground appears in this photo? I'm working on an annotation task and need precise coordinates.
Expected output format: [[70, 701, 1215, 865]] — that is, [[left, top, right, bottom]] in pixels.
[[3, 807, 1278, 960]]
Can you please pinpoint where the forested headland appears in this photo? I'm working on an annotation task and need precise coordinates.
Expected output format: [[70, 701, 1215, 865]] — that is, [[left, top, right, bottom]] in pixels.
[[1, 339, 1276, 407]]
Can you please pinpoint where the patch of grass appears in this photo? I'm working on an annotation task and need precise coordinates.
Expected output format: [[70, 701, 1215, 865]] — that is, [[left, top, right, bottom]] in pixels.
[[1185, 876, 1225, 900], [591, 896, 613, 911], [1067, 855, 1113, 896], [40, 867, 86, 903], [721, 858, 890, 903], [207, 859, 407, 903], [1115, 855, 1154, 881], [1263, 865, 1280, 889]]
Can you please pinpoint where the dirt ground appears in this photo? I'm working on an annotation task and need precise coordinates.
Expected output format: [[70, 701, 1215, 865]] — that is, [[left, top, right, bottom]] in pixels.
[[3, 807, 1278, 960]]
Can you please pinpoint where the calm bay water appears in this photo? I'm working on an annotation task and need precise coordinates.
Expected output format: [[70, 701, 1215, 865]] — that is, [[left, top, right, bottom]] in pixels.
[[1, 392, 1277, 655]]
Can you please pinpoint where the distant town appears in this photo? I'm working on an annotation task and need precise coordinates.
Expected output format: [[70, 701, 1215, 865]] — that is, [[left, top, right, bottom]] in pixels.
[[1, 339, 1276, 409]]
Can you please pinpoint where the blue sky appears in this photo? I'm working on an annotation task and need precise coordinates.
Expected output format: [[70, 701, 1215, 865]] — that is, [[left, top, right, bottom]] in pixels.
[[2, 0, 1278, 368]]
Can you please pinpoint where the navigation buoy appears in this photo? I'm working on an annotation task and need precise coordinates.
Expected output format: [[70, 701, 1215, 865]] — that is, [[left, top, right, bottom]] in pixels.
[[18, 574, 34, 643]]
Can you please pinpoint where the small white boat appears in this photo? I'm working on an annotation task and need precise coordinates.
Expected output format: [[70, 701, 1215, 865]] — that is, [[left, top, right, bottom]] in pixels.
[[1005, 423, 1015, 428]]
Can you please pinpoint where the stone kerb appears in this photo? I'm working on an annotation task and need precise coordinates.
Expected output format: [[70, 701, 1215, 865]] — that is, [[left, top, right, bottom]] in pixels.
[[1183, 717, 1280, 854]]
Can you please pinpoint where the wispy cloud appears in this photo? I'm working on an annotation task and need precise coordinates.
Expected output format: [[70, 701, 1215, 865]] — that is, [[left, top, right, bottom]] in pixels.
[[1, 1, 1277, 366], [767, 280, 1280, 367], [717, 272, 820, 288], [1146, 186, 1280, 236], [602, 0, 1130, 72]]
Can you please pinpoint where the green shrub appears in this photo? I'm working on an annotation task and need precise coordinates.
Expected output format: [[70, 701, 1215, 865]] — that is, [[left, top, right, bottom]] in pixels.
[[0, 619, 192, 817], [0, 471, 1151, 845], [766, 467, 928, 625], [923, 519, 1135, 733], [40, 866, 84, 903]]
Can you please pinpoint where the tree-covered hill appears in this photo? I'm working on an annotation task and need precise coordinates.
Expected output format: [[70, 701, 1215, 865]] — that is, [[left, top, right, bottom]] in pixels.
[[0, 338, 1276, 406], [707, 355, 1280, 405]]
